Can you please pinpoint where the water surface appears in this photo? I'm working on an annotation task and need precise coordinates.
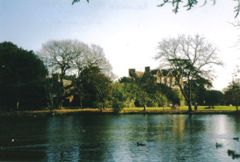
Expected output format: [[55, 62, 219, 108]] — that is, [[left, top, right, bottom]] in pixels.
[[0, 114, 240, 162]]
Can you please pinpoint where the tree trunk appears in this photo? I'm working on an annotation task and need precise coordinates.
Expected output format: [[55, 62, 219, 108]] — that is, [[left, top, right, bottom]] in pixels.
[[177, 78, 192, 113], [59, 70, 66, 109], [188, 100, 192, 112], [187, 77, 192, 112], [59, 76, 64, 109], [80, 97, 83, 108]]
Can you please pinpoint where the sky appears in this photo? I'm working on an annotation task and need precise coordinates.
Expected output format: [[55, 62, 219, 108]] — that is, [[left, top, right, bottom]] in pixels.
[[0, 0, 240, 90]]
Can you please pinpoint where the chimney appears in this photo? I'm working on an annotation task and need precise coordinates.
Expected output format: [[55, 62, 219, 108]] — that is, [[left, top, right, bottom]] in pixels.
[[129, 69, 136, 77], [145, 66, 150, 73]]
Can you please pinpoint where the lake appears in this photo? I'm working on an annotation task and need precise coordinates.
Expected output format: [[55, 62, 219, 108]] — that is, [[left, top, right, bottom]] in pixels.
[[0, 114, 240, 162]]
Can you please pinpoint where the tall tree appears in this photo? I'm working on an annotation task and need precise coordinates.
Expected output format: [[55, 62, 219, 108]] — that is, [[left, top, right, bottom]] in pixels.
[[224, 80, 240, 111], [205, 90, 224, 108], [39, 40, 86, 107], [156, 35, 222, 112], [191, 77, 212, 105], [76, 65, 112, 109], [39, 40, 80, 108], [72, 43, 114, 107], [39, 39, 114, 108], [0, 42, 47, 111], [39, 40, 82, 80], [72, 42, 89, 76], [79, 44, 114, 78]]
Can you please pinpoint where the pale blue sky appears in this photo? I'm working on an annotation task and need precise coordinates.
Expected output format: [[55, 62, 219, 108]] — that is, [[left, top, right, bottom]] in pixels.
[[0, 0, 239, 90]]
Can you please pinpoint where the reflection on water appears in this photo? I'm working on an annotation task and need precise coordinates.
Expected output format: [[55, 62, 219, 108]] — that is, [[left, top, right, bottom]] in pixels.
[[0, 114, 240, 161]]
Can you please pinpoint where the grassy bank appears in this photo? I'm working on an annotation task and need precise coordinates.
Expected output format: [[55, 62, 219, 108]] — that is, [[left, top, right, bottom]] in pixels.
[[120, 106, 239, 114], [0, 106, 240, 118]]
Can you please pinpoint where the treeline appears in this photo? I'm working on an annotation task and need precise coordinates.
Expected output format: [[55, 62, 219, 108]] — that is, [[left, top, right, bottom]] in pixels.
[[0, 41, 179, 111], [0, 41, 240, 112]]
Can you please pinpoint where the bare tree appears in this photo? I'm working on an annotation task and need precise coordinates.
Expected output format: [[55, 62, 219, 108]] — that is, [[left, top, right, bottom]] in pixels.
[[72, 43, 114, 78], [39, 39, 114, 108], [71, 43, 114, 108], [71, 41, 89, 76], [39, 40, 82, 108], [40, 40, 81, 80], [156, 35, 222, 112], [84, 44, 114, 78], [39, 40, 113, 79]]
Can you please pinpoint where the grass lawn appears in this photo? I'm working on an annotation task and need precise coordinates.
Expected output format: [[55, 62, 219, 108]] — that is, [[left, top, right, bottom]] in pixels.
[[120, 106, 238, 113], [0, 106, 239, 117]]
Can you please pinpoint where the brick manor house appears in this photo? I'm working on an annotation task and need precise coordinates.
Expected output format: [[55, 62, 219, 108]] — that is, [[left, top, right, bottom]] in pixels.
[[128, 66, 183, 88]]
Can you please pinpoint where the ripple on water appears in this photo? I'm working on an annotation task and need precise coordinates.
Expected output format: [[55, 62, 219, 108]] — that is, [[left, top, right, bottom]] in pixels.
[[0, 114, 239, 161]]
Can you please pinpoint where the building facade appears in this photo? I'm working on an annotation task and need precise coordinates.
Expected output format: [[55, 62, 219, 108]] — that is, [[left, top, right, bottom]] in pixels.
[[129, 66, 182, 88]]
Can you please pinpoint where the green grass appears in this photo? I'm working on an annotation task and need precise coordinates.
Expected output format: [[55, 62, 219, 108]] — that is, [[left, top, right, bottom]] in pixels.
[[121, 106, 238, 113], [0, 106, 239, 118], [193, 106, 237, 111]]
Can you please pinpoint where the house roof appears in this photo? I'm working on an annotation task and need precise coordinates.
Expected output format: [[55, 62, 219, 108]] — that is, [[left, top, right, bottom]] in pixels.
[[135, 71, 144, 77]]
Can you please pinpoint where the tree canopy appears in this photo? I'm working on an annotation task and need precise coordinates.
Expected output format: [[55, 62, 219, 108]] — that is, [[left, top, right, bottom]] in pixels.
[[0, 42, 48, 111], [39, 40, 113, 78], [0, 39, 232, 112], [75, 65, 112, 108], [119, 68, 181, 109], [156, 35, 222, 111], [38, 39, 113, 108], [224, 80, 240, 110], [204, 90, 224, 108]]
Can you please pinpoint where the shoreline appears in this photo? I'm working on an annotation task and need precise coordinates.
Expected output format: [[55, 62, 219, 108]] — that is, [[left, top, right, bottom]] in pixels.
[[0, 107, 240, 118]]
